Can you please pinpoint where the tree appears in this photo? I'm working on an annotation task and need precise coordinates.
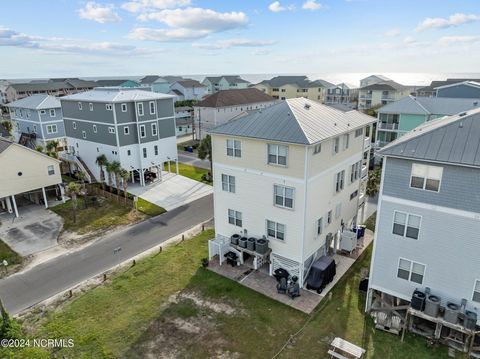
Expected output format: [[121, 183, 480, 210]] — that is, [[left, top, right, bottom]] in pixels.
[[366, 168, 381, 197], [46, 140, 58, 153], [95, 154, 108, 190], [1, 121, 13, 136], [110, 161, 122, 195], [197, 134, 212, 178], [119, 168, 130, 204], [66, 182, 81, 224], [77, 171, 87, 194], [105, 161, 115, 192], [35, 145, 44, 153]]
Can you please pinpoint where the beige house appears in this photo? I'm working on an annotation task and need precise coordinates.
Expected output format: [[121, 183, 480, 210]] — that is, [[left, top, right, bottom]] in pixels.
[[208, 98, 375, 286], [0, 137, 62, 217], [358, 81, 413, 111]]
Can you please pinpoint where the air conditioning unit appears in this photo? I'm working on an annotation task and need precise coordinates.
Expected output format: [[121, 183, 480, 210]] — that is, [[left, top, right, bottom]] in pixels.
[[444, 302, 460, 324]]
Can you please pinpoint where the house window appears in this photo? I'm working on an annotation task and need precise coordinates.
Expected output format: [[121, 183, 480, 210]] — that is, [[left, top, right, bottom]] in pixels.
[[89, 103, 93, 111], [127, 150, 131, 156], [343, 134, 350, 150], [327, 210, 332, 224], [140, 125, 146, 138], [40, 110, 46, 115], [355, 128, 363, 137], [410, 163, 443, 192], [350, 190, 358, 200], [78, 102, 82, 110], [221, 174, 235, 193], [350, 161, 361, 182], [49, 109, 56, 117], [143, 148, 147, 158], [33, 125, 37, 133], [108, 127, 115, 134], [274, 185, 294, 209], [46, 124, 57, 134], [47, 165, 55, 176], [267, 220, 285, 240], [333, 137, 340, 154], [154, 145, 158, 155], [313, 143, 321, 154], [26, 110, 30, 118], [72, 122, 77, 129], [106, 104, 113, 111], [149, 101, 156, 115], [397, 258, 425, 284], [137, 103, 144, 116], [121, 103, 127, 112], [335, 170, 345, 192], [473, 280, 480, 303], [393, 211, 421, 239], [151, 123, 157, 136], [226, 139, 241, 157], [228, 209, 242, 227], [124, 126, 129, 135], [268, 144, 288, 166], [82, 131, 86, 139], [317, 218, 323, 235], [93, 124, 97, 133]]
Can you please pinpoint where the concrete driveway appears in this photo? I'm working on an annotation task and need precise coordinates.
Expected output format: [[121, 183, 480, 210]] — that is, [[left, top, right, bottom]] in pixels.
[[0, 204, 63, 256], [129, 172, 213, 211]]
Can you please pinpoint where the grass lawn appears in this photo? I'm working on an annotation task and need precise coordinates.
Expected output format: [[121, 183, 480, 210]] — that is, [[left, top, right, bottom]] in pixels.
[[8, 225, 456, 358], [363, 211, 376, 232], [0, 240, 22, 266], [136, 197, 166, 217], [166, 162, 212, 184]]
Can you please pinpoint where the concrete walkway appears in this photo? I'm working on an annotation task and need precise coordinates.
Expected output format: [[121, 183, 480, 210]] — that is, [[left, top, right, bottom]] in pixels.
[[129, 172, 212, 211], [0, 204, 63, 256]]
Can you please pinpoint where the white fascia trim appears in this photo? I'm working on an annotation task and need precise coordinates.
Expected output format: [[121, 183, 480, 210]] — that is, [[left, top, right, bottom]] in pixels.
[[383, 155, 480, 171], [213, 162, 305, 184], [368, 284, 412, 302], [381, 195, 480, 220]]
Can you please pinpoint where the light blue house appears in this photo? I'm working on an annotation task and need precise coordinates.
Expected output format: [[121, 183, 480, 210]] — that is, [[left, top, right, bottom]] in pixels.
[[7, 94, 65, 149], [140, 75, 170, 94], [367, 108, 480, 354], [435, 81, 480, 99]]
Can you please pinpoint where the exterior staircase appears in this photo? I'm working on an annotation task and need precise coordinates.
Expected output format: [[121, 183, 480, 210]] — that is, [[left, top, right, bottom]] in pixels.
[[58, 152, 94, 183], [18, 132, 37, 149]]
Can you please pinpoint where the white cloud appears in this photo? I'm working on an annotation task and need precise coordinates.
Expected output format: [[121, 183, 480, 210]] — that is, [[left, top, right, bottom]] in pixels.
[[121, 0, 190, 13], [193, 38, 275, 50], [438, 35, 480, 46], [302, 0, 322, 11], [268, 1, 295, 12], [78, 2, 121, 24], [251, 49, 270, 55], [128, 27, 208, 41], [384, 28, 401, 37], [416, 13, 480, 32]]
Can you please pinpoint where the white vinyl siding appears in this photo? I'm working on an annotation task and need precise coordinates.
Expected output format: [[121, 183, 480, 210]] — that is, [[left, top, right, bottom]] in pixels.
[[410, 163, 443, 192], [355, 128, 363, 137], [267, 220, 285, 240], [274, 185, 294, 209], [221, 174, 235, 193], [228, 209, 242, 227], [226, 139, 241, 157], [268, 144, 288, 166], [393, 211, 421, 240], [397, 258, 425, 285]]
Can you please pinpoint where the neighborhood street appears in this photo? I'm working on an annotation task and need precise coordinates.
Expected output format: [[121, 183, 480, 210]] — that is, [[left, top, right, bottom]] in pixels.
[[177, 150, 210, 170], [0, 194, 213, 315]]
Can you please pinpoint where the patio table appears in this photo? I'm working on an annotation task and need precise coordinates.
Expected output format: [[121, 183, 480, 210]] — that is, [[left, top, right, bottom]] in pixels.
[[330, 337, 366, 358]]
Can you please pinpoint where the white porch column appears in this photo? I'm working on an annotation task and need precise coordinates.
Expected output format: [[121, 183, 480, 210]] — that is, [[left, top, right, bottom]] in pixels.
[[131, 171, 134, 184], [175, 159, 179, 175], [6, 197, 12, 214], [11, 195, 19, 218], [167, 161, 171, 173], [140, 168, 145, 187], [60, 185, 66, 203], [42, 187, 48, 208], [158, 166, 162, 181], [1, 199, 5, 210]]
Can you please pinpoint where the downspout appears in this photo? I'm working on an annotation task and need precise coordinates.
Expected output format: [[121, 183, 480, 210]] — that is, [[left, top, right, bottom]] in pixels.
[[300, 145, 309, 286], [134, 99, 144, 186]]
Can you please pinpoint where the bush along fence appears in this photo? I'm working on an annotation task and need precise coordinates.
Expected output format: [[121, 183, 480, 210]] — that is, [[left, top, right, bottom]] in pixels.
[[86, 183, 134, 208]]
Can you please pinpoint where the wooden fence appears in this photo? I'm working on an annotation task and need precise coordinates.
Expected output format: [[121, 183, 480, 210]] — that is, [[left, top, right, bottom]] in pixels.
[[86, 184, 134, 208]]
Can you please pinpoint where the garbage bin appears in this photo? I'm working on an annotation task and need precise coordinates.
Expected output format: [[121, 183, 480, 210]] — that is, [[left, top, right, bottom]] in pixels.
[[356, 225, 366, 239], [187, 146, 193, 153]]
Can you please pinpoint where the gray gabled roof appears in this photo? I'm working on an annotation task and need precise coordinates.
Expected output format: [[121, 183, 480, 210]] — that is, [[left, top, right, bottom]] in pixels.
[[379, 108, 480, 167], [257, 76, 333, 89], [379, 96, 480, 116], [209, 98, 375, 145], [61, 87, 174, 103], [434, 80, 480, 90], [360, 80, 409, 91], [195, 88, 275, 108], [0, 137, 11, 154], [6, 94, 61, 109]]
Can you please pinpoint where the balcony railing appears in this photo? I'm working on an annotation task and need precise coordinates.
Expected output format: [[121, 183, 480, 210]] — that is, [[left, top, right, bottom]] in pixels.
[[378, 122, 399, 130], [364, 137, 371, 149], [361, 166, 368, 179], [359, 94, 372, 99]]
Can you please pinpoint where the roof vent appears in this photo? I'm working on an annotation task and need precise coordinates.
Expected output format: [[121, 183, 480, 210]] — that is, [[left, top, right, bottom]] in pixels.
[[459, 121, 463, 128], [459, 112, 467, 117], [304, 103, 311, 110]]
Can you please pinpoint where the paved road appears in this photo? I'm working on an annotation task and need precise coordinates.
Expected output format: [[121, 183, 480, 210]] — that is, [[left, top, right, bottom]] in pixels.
[[0, 194, 213, 315], [177, 150, 210, 170]]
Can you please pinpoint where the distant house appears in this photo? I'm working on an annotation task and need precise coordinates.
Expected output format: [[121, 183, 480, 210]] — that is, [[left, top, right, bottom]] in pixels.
[[359, 74, 392, 88], [169, 80, 207, 101], [325, 83, 358, 106], [202, 75, 250, 94], [194, 88, 277, 140], [95, 79, 140, 88], [0, 137, 62, 217], [367, 109, 480, 352], [435, 81, 480, 99], [415, 78, 480, 97], [7, 94, 65, 149], [139, 75, 170, 94], [358, 81, 412, 111], [254, 76, 333, 103], [376, 96, 480, 147], [175, 106, 193, 137]]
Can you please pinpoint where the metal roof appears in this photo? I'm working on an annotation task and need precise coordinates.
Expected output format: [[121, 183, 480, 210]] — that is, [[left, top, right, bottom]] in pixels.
[[416, 78, 480, 93], [195, 88, 275, 108], [209, 98, 376, 145], [174, 79, 205, 88], [0, 137, 12, 154], [379, 108, 480, 167], [61, 87, 175, 103], [379, 96, 480, 116], [434, 80, 480, 90], [257, 76, 333, 89], [6, 94, 61, 109], [360, 80, 409, 91]]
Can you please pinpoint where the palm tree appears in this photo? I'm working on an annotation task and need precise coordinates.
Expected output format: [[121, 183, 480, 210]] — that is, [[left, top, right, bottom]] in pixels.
[[35, 145, 44, 153], [110, 161, 122, 195], [198, 134, 212, 180], [46, 140, 58, 153], [77, 172, 87, 194], [95, 154, 108, 190], [66, 182, 81, 224], [119, 168, 130, 204], [106, 161, 115, 192]]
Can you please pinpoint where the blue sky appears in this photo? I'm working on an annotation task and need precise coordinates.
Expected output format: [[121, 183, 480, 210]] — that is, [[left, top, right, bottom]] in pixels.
[[1, 0, 480, 78]]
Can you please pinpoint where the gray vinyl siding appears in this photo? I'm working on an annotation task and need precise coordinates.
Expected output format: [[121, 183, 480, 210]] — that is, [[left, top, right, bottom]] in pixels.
[[158, 118, 176, 138], [64, 119, 117, 146], [39, 108, 62, 123], [138, 122, 158, 144], [136, 100, 157, 122], [41, 121, 65, 140], [382, 157, 480, 213], [118, 124, 137, 146], [15, 120, 40, 137], [437, 85, 480, 99], [157, 99, 174, 118], [370, 199, 480, 317], [61, 101, 115, 124], [114, 103, 135, 124]]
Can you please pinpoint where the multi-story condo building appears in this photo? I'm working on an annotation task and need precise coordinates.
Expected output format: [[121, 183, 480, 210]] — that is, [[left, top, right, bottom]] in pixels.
[[358, 80, 412, 111], [325, 83, 358, 105], [359, 74, 392, 88], [208, 98, 375, 285], [169, 80, 207, 101], [435, 81, 480, 99], [194, 88, 277, 140], [7, 94, 66, 149], [254, 76, 333, 103], [202, 76, 250, 94], [60, 87, 178, 186], [95, 79, 140, 88], [174, 106, 193, 137], [376, 96, 480, 147], [367, 109, 480, 354], [415, 78, 480, 97]]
